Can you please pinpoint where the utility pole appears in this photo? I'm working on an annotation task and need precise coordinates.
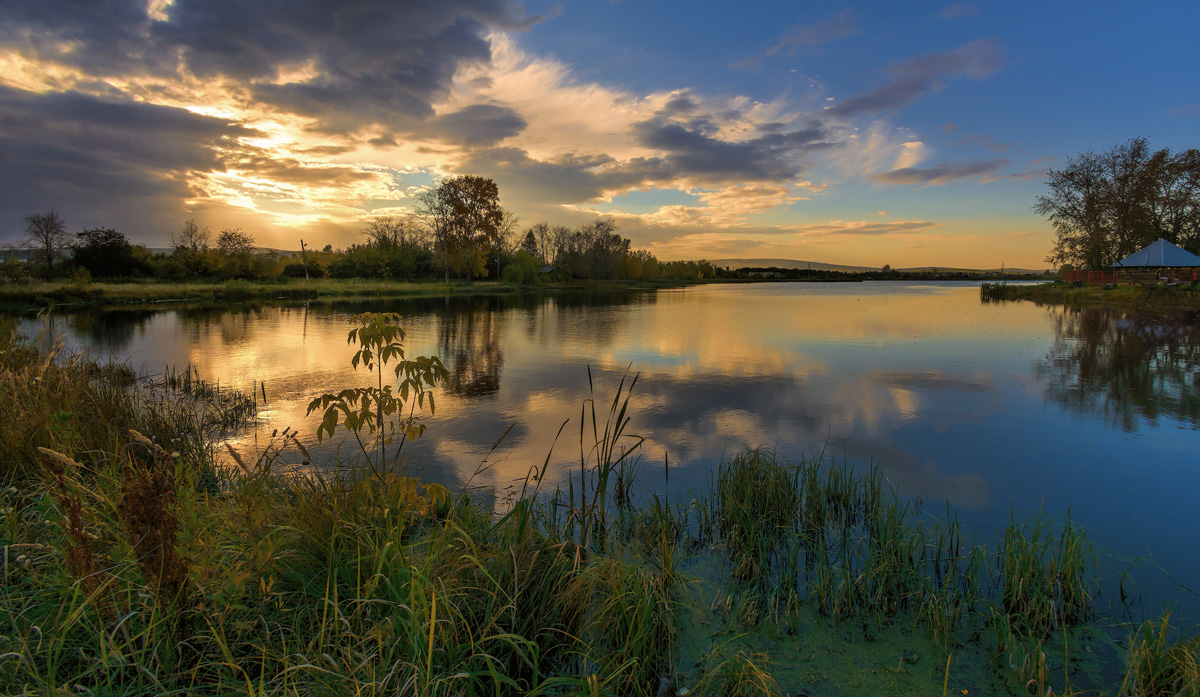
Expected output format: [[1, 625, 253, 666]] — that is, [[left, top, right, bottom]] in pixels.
[[300, 239, 309, 280]]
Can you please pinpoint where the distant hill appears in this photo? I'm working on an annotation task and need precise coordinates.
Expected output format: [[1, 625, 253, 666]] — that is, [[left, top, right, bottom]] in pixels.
[[708, 258, 877, 273], [709, 258, 1049, 275]]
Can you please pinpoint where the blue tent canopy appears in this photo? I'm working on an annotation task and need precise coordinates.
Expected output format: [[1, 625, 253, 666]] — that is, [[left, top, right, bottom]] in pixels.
[[1112, 239, 1200, 268]]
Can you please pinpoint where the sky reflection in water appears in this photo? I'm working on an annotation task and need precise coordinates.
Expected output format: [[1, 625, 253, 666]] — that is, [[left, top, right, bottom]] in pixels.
[[31, 281, 1200, 621]]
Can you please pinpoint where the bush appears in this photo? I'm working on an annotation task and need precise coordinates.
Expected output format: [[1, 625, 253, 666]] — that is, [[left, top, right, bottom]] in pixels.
[[502, 251, 541, 285]]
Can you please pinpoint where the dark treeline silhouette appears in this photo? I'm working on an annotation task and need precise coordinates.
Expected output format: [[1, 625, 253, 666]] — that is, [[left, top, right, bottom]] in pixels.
[[1037, 137, 1200, 270], [2, 176, 723, 284]]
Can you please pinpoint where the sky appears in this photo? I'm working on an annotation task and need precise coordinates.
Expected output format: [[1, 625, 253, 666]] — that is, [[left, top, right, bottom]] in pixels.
[[0, 0, 1197, 269]]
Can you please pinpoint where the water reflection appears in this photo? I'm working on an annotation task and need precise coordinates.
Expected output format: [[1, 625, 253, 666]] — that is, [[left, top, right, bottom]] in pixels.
[[1041, 309, 1200, 430], [19, 283, 1200, 623], [438, 298, 504, 398]]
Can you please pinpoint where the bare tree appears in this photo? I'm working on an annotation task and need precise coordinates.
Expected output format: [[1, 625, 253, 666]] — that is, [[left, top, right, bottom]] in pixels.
[[23, 210, 70, 271], [524, 222, 550, 263], [364, 216, 427, 249], [171, 219, 211, 253], [497, 208, 521, 254], [414, 188, 454, 283], [548, 225, 573, 266]]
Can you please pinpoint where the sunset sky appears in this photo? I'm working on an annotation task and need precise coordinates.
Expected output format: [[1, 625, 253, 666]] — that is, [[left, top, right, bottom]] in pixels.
[[1, 1, 1196, 268]]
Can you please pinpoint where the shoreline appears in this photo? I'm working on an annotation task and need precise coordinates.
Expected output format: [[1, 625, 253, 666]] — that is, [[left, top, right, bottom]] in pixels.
[[984, 281, 1200, 319], [0, 275, 1052, 314], [0, 278, 696, 313]]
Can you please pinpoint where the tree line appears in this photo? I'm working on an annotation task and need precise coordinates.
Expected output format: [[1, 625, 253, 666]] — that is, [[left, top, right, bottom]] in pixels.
[[1037, 137, 1200, 270], [3, 176, 721, 283]]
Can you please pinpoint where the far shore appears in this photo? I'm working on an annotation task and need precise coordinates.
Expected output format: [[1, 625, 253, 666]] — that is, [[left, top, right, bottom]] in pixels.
[[0, 277, 699, 313], [0, 274, 1050, 313]]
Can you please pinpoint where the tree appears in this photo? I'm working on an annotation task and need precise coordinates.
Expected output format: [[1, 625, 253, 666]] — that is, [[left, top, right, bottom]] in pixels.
[[414, 188, 455, 283], [1037, 138, 1200, 268], [414, 175, 504, 281], [364, 216, 426, 249], [23, 210, 70, 272], [216, 227, 255, 256], [171, 219, 211, 253], [520, 229, 540, 261], [73, 228, 142, 278]]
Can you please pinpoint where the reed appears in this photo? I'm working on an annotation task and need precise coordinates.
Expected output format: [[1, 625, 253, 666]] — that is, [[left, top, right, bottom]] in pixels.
[[979, 281, 1009, 302], [1120, 612, 1200, 696], [1, 316, 1193, 696]]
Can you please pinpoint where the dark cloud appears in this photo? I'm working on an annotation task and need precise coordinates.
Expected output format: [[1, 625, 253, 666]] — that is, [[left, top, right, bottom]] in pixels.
[[426, 104, 527, 146], [459, 116, 834, 205], [0, 86, 252, 241], [632, 118, 833, 182], [940, 122, 958, 134], [868, 159, 1011, 186], [459, 147, 671, 205], [826, 39, 1003, 118], [223, 152, 378, 187], [662, 96, 699, 115], [2, 0, 548, 132], [0, 0, 164, 76]]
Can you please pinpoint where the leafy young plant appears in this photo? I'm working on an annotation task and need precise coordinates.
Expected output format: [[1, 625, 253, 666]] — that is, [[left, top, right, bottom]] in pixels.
[[306, 312, 450, 468]]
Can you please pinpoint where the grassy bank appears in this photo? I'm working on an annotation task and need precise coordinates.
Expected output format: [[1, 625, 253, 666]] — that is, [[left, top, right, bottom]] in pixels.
[[982, 281, 1200, 318], [1, 320, 1197, 695], [0, 277, 694, 313]]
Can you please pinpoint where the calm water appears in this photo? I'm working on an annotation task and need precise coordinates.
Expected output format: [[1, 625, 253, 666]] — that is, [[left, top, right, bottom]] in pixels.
[[25, 281, 1200, 621]]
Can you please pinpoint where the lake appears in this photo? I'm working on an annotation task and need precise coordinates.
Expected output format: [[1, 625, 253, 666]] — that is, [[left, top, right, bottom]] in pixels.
[[25, 280, 1200, 622]]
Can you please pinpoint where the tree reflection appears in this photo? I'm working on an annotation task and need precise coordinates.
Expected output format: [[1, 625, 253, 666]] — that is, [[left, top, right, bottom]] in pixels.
[[63, 309, 155, 351], [438, 298, 504, 398], [1040, 308, 1200, 430]]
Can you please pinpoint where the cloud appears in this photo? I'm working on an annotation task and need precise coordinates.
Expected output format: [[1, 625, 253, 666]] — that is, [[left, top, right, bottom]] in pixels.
[[867, 159, 1011, 186], [825, 38, 1003, 118], [792, 220, 939, 235], [938, 3, 982, 20], [1, 0, 548, 133], [1005, 166, 1050, 182], [732, 10, 858, 69], [769, 10, 859, 54], [940, 122, 958, 134], [631, 118, 833, 183], [0, 85, 253, 240], [955, 133, 1016, 151], [1165, 103, 1200, 118], [425, 104, 527, 146]]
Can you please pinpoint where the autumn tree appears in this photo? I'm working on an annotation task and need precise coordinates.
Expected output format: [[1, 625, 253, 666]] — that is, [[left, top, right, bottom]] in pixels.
[[216, 227, 255, 256], [1038, 138, 1200, 269], [415, 176, 504, 280], [23, 210, 70, 272]]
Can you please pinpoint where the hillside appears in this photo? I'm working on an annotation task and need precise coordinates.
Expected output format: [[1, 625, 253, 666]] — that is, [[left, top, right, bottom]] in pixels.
[[709, 258, 1049, 275]]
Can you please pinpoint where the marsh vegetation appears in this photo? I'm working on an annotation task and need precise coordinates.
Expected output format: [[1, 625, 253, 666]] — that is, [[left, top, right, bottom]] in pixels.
[[2, 314, 1198, 695]]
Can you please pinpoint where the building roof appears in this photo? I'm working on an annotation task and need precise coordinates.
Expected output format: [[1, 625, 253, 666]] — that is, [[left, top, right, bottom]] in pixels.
[[1112, 239, 1200, 268]]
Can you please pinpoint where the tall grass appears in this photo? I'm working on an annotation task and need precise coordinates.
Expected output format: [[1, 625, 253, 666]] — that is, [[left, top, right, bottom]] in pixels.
[[3, 317, 1199, 695]]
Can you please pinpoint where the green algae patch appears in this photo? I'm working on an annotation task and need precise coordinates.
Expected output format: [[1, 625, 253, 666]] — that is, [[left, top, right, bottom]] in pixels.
[[672, 553, 1127, 696]]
